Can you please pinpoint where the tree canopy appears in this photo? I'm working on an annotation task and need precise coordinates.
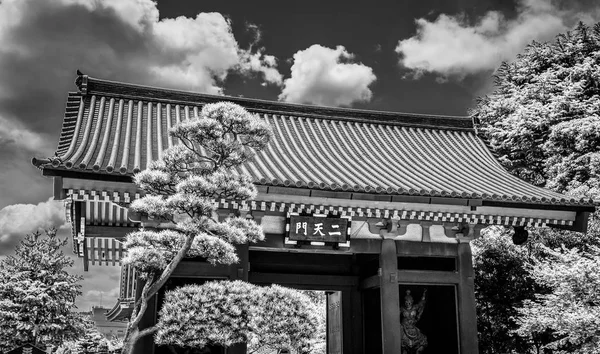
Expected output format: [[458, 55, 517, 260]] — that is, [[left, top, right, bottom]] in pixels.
[[156, 281, 319, 353], [472, 229, 539, 354], [472, 21, 600, 354], [473, 22, 600, 193], [0, 229, 85, 352], [120, 102, 319, 354], [515, 246, 600, 353]]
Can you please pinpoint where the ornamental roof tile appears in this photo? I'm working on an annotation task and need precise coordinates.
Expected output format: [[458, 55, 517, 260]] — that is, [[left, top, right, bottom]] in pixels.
[[36, 74, 594, 208]]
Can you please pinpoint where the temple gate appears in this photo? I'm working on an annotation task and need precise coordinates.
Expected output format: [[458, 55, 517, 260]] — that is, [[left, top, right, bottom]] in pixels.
[[33, 72, 594, 354]]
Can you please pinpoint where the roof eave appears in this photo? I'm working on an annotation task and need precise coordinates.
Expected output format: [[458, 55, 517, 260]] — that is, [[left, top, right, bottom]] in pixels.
[[480, 199, 596, 213], [42, 167, 596, 214]]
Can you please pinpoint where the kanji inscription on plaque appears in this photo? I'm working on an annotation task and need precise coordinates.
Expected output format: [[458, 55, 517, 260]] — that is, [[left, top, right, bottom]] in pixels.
[[288, 215, 349, 242]]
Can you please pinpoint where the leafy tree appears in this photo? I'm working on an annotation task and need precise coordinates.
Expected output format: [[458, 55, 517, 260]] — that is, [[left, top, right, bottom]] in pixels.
[[120, 102, 318, 353], [0, 229, 85, 352], [54, 340, 81, 354], [472, 229, 541, 354], [515, 246, 600, 353], [472, 21, 600, 353], [472, 22, 600, 192]]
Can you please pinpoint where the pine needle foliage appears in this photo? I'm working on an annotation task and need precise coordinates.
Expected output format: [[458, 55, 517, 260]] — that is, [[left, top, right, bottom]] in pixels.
[[155, 281, 319, 353], [0, 229, 84, 352], [120, 102, 317, 354]]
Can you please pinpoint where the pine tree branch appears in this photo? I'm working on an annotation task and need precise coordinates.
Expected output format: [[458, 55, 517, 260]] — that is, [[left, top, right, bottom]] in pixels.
[[147, 233, 195, 299], [122, 277, 153, 354], [137, 326, 158, 339]]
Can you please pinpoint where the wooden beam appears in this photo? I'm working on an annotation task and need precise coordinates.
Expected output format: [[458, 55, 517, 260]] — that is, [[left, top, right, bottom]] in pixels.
[[249, 272, 358, 289], [228, 244, 250, 354], [379, 238, 401, 354], [360, 275, 379, 290], [457, 243, 479, 354], [171, 261, 230, 278], [477, 205, 577, 220], [397, 270, 460, 284], [395, 241, 458, 257], [253, 235, 382, 254], [53, 177, 65, 200], [63, 177, 138, 195], [85, 225, 136, 238], [257, 192, 473, 214], [360, 270, 460, 290], [349, 286, 364, 354]]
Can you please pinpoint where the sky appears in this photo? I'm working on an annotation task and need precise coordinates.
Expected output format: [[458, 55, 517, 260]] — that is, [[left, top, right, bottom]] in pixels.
[[0, 0, 599, 312]]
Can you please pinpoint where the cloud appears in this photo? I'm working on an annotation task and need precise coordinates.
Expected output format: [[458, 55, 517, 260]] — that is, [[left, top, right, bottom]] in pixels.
[[0, 141, 52, 210], [0, 113, 54, 209], [0, 198, 68, 254], [0, 0, 281, 134], [278, 45, 376, 107], [79, 285, 121, 310], [239, 50, 283, 86], [0, 115, 52, 154], [0, 0, 282, 210], [395, 0, 600, 79]]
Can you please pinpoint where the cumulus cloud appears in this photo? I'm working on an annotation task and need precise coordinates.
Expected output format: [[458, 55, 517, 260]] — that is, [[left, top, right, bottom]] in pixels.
[[278, 45, 376, 107], [396, 0, 600, 79], [0, 0, 282, 209], [0, 198, 67, 255], [239, 50, 283, 85], [0, 114, 54, 209], [0, 0, 281, 131], [0, 115, 52, 154]]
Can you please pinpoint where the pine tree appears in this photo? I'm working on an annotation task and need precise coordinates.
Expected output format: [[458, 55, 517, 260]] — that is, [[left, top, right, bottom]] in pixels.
[[155, 281, 318, 353], [0, 229, 85, 352], [120, 102, 317, 353]]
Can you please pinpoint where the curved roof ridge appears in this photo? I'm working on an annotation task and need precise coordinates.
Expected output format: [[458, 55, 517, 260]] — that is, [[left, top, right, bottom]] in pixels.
[[75, 72, 473, 131]]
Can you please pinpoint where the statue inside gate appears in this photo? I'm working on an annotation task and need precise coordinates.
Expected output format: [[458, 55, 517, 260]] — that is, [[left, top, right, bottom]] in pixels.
[[400, 289, 428, 354]]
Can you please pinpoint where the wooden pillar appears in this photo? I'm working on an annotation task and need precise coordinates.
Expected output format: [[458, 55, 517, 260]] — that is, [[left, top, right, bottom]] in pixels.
[[227, 243, 249, 354], [53, 176, 65, 199], [457, 242, 479, 354], [133, 279, 157, 354], [349, 286, 363, 354], [379, 238, 401, 353]]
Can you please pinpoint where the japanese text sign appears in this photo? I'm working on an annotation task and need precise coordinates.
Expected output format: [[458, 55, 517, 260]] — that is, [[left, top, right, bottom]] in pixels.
[[288, 215, 349, 243]]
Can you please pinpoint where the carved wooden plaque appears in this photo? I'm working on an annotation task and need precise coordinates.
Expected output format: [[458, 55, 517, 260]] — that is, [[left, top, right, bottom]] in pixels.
[[288, 215, 349, 243]]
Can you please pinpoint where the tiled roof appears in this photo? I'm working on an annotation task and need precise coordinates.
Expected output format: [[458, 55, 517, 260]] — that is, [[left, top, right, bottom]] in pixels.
[[36, 74, 594, 208]]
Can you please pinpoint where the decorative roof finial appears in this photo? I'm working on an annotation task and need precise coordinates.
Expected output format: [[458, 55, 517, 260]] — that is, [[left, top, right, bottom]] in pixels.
[[75, 69, 88, 94]]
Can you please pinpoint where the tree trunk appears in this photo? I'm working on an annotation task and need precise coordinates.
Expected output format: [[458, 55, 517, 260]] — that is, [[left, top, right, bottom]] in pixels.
[[121, 234, 195, 354]]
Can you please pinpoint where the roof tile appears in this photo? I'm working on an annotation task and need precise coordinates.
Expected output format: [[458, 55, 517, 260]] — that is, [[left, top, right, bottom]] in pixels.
[[41, 76, 594, 208]]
